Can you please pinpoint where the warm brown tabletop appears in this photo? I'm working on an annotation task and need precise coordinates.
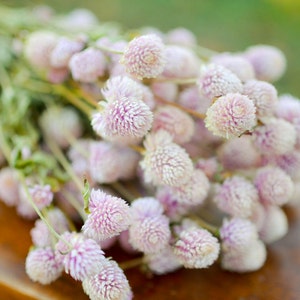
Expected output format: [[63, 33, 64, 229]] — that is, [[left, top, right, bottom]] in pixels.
[[0, 201, 299, 300]]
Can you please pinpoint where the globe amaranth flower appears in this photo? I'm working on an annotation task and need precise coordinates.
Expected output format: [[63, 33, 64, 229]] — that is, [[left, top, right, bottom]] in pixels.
[[243, 79, 278, 121], [121, 34, 166, 79], [254, 166, 294, 206], [205, 93, 257, 139], [252, 118, 296, 156], [69, 47, 106, 82], [0, 167, 20, 207], [275, 94, 300, 123], [151, 81, 178, 102], [82, 189, 132, 241], [244, 44, 286, 82], [83, 259, 133, 300], [131, 197, 164, 220], [197, 64, 243, 100], [152, 105, 195, 144], [272, 150, 300, 179], [173, 227, 220, 269], [26, 247, 63, 285], [28, 184, 53, 209], [140, 130, 194, 187], [166, 27, 197, 47], [55, 232, 105, 281], [195, 157, 219, 180], [214, 176, 259, 218]]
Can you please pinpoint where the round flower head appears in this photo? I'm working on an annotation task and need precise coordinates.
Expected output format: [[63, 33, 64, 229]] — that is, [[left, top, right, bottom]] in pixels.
[[91, 97, 153, 142], [55, 232, 105, 281], [140, 130, 194, 186], [162, 45, 200, 78], [254, 166, 294, 206], [82, 189, 132, 241], [173, 227, 220, 269], [121, 34, 166, 79], [211, 53, 255, 82], [273, 150, 300, 179], [0, 167, 20, 207], [17, 184, 38, 220], [195, 157, 219, 180], [244, 44, 286, 82], [252, 118, 296, 156], [40, 106, 83, 149], [83, 259, 132, 300], [166, 27, 197, 47], [205, 93, 257, 139], [26, 247, 63, 285], [221, 239, 266, 273], [50, 37, 84, 68], [243, 80, 278, 121], [47, 67, 69, 84], [129, 214, 171, 254], [197, 64, 243, 100], [28, 184, 53, 209], [220, 218, 258, 253], [214, 176, 259, 218], [69, 47, 106, 82], [217, 135, 261, 170], [151, 81, 178, 102], [24, 30, 58, 69], [259, 205, 288, 244], [152, 105, 195, 144], [275, 94, 300, 122], [131, 197, 164, 220], [144, 245, 182, 275]]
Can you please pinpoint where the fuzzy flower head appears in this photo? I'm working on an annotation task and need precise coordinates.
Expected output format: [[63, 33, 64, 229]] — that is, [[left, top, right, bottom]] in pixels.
[[166, 27, 197, 47], [28, 184, 53, 209], [254, 166, 294, 206], [275, 94, 300, 123], [55, 232, 105, 281], [83, 259, 133, 300], [173, 227, 220, 269], [131, 197, 164, 220], [82, 189, 132, 241], [252, 118, 296, 156], [205, 93, 257, 139], [26, 247, 63, 285], [151, 81, 178, 102], [121, 34, 166, 79], [0, 167, 20, 207], [140, 130, 194, 187], [244, 44, 286, 82], [197, 64, 243, 100], [214, 176, 259, 218]]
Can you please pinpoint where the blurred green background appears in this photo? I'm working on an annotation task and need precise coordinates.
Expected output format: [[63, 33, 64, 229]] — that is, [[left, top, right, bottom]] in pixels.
[[2, 0, 300, 95]]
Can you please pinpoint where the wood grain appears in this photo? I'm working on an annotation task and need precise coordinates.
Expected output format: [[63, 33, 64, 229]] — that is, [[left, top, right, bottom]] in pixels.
[[0, 202, 300, 300]]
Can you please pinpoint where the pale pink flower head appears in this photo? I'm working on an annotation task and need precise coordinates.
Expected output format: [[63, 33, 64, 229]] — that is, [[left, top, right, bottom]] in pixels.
[[47, 67, 69, 84], [121, 34, 166, 79], [131, 197, 164, 220], [195, 157, 219, 180], [140, 130, 194, 186], [26, 247, 63, 285], [166, 27, 197, 47], [69, 47, 106, 82], [205, 93, 257, 139], [272, 150, 300, 179], [254, 166, 294, 206], [173, 227, 220, 269], [252, 118, 296, 156], [152, 105, 195, 144], [244, 44, 286, 82], [0, 167, 20, 207], [55, 232, 105, 281], [214, 176, 259, 218], [83, 259, 133, 300], [28, 184, 53, 209], [151, 81, 178, 102], [82, 189, 132, 241], [197, 64, 243, 100], [17, 184, 38, 220], [275, 94, 300, 122]]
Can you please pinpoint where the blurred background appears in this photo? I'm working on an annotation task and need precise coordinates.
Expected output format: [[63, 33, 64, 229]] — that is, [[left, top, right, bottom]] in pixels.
[[2, 0, 300, 95]]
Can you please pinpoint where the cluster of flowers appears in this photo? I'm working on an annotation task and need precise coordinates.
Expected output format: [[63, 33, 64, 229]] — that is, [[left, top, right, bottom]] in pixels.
[[0, 4, 299, 300]]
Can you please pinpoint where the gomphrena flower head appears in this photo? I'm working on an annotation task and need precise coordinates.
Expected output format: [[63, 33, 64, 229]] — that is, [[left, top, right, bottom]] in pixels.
[[151, 81, 178, 102], [166, 27, 197, 47], [55, 232, 105, 281], [129, 214, 171, 254], [205, 93, 257, 139], [131, 197, 164, 220], [173, 227, 220, 269], [214, 176, 259, 218], [140, 130, 194, 187], [197, 64, 243, 100], [69, 47, 106, 82], [26, 247, 63, 285], [195, 157, 219, 180], [0, 167, 20, 207], [82, 189, 132, 241], [220, 218, 258, 253], [254, 166, 294, 206], [152, 105, 195, 144], [17, 184, 38, 220], [91, 97, 153, 142], [40, 106, 83, 149], [259, 205, 288, 244], [252, 118, 296, 156], [243, 79, 278, 121], [211, 53, 255, 82], [244, 44, 286, 82], [275, 94, 300, 123], [83, 259, 133, 300], [28, 184, 53, 209], [272, 150, 300, 179], [121, 34, 166, 79]]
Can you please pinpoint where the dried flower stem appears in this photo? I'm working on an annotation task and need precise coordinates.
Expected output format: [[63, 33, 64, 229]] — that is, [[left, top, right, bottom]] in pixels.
[[119, 257, 144, 270], [188, 214, 220, 237], [110, 181, 137, 203]]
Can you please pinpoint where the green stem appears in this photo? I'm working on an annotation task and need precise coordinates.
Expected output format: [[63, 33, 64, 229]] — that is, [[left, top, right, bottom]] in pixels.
[[188, 214, 220, 238], [119, 257, 144, 270]]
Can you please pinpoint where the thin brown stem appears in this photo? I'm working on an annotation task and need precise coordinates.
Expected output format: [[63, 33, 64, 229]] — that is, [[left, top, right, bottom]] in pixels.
[[119, 257, 144, 270]]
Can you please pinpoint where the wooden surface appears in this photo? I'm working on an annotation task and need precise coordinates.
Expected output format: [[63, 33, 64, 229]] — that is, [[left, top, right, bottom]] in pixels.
[[1, 201, 300, 300]]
